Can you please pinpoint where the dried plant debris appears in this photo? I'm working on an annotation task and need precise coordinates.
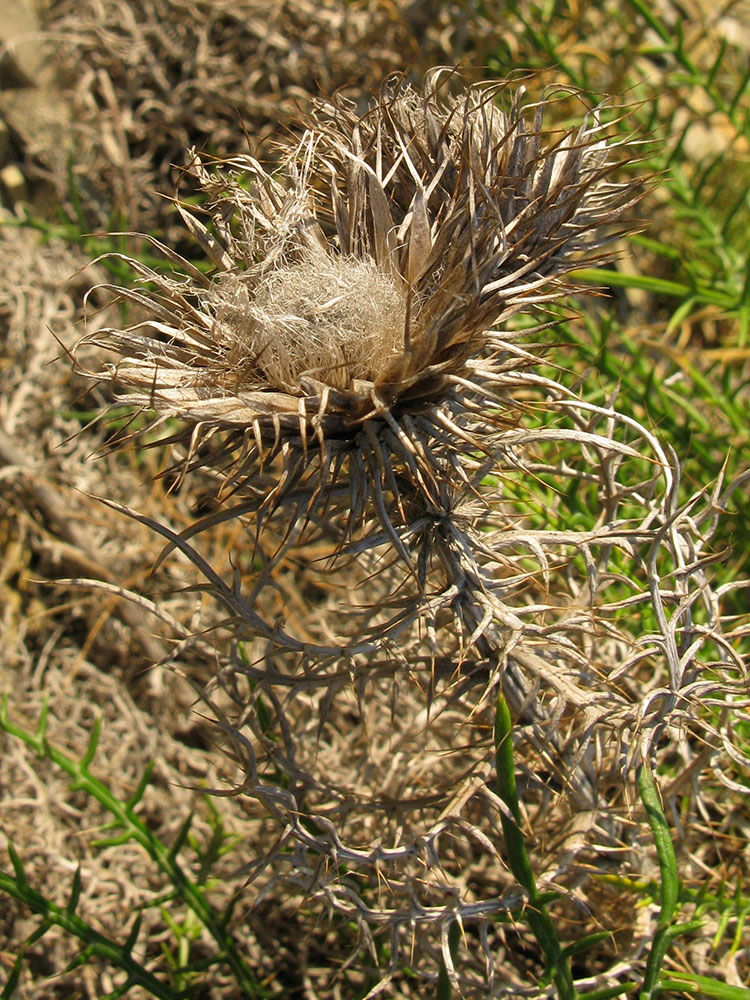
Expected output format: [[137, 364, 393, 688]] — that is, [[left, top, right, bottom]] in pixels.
[[181, 427, 744, 994], [66, 71, 749, 994], [0, 224, 174, 680], [43, 0, 418, 229], [39, 0, 534, 233]]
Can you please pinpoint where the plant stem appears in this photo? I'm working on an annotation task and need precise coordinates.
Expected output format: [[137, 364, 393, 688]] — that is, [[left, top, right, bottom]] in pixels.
[[0, 858, 176, 1000], [436, 920, 461, 999]]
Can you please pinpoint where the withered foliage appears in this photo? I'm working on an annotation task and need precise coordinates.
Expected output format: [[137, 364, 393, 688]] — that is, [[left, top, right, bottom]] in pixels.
[[44, 0, 415, 228], [0, 0, 744, 991]]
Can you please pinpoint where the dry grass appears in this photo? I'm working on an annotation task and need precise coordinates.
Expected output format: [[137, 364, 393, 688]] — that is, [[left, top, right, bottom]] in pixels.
[[38, 0, 517, 235]]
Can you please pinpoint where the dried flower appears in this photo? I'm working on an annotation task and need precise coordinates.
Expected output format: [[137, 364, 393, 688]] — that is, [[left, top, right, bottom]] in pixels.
[[77, 70, 638, 551], [69, 71, 749, 998]]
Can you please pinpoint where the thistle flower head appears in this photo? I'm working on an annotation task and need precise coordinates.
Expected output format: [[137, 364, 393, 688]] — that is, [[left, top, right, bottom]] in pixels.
[[78, 70, 639, 544]]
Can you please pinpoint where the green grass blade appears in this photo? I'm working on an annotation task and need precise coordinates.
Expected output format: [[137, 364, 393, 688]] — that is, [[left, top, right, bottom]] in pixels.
[[0, 859, 177, 1000], [578, 985, 638, 1000], [638, 765, 679, 999], [494, 688, 576, 1000], [655, 974, 750, 999]]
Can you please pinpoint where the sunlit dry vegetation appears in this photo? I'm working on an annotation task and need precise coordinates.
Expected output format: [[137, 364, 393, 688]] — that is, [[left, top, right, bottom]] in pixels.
[[0, 2, 748, 998]]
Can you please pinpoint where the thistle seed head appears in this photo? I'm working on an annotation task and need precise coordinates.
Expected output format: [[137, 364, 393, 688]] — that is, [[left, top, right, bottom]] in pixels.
[[77, 70, 640, 543], [213, 245, 408, 392]]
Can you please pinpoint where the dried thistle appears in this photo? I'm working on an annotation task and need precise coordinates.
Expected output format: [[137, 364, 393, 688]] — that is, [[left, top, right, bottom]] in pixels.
[[70, 72, 750, 995], [77, 70, 639, 558]]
